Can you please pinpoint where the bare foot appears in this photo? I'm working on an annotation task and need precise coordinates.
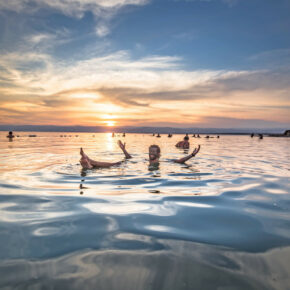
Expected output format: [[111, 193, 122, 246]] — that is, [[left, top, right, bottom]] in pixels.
[[80, 147, 86, 157], [80, 156, 93, 169]]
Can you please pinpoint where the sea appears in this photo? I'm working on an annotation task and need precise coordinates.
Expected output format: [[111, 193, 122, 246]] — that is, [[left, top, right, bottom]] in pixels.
[[0, 132, 289, 290]]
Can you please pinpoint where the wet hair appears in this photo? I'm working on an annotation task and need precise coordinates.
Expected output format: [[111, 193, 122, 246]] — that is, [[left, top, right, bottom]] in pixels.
[[184, 136, 189, 141], [149, 145, 161, 156], [9, 131, 13, 135]]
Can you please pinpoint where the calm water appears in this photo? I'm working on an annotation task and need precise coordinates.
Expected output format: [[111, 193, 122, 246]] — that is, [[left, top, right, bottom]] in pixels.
[[0, 132, 289, 290]]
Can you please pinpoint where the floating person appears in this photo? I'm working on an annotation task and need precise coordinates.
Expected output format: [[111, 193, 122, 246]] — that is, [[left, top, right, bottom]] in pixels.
[[217, 135, 220, 138], [197, 134, 201, 138], [192, 134, 196, 137], [176, 136, 190, 149], [7, 131, 15, 140], [79, 140, 201, 169], [123, 133, 126, 137], [259, 134, 263, 139], [156, 133, 161, 138], [152, 133, 155, 136], [168, 134, 172, 137], [251, 133, 254, 138]]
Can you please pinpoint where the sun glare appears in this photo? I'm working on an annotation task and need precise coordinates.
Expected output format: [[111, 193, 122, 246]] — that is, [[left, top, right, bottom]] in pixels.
[[105, 120, 116, 127]]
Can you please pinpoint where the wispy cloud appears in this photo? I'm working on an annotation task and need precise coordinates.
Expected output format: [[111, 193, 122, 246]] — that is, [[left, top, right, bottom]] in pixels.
[[0, 0, 149, 37], [0, 46, 289, 127]]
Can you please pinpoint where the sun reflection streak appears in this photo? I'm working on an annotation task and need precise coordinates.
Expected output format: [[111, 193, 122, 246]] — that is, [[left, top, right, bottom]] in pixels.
[[105, 132, 114, 151]]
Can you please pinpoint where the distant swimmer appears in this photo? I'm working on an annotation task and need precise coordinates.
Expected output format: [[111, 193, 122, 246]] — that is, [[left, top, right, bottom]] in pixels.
[[157, 133, 161, 138], [192, 134, 196, 137], [112, 133, 115, 137], [176, 136, 190, 149], [168, 134, 172, 137], [197, 134, 201, 138], [7, 131, 15, 140], [217, 135, 220, 138], [123, 133, 126, 137], [251, 133, 254, 138], [259, 134, 263, 139], [80, 140, 201, 169]]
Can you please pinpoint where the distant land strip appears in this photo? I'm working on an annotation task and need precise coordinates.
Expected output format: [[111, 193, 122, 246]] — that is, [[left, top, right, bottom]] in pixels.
[[0, 125, 289, 135]]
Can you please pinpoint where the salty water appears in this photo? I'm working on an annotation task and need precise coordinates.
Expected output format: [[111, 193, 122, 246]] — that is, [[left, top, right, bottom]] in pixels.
[[0, 132, 289, 290]]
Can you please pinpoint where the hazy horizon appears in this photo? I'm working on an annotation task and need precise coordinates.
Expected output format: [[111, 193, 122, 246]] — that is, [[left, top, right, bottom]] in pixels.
[[0, 124, 288, 134]]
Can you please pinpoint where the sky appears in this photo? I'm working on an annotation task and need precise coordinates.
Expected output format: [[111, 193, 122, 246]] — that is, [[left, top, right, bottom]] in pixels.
[[0, 0, 289, 129]]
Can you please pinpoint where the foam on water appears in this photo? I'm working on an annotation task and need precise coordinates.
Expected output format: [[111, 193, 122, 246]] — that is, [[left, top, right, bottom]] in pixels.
[[0, 132, 289, 289]]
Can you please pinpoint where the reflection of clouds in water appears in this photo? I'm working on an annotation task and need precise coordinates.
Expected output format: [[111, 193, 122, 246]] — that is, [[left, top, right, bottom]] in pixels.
[[175, 201, 213, 208], [1, 242, 289, 290], [1, 133, 290, 288], [82, 201, 177, 217], [33, 227, 61, 237], [0, 208, 74, 223]]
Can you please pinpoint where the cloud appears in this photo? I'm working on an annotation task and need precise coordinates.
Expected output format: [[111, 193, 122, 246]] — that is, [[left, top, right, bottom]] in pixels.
[[247, 49, 290, 69], [0, 47, 289, 127], [0, 0, 149, 37]]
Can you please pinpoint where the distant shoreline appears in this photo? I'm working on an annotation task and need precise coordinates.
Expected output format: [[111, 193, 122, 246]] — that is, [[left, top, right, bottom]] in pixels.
[[0, 125, 288, 135]]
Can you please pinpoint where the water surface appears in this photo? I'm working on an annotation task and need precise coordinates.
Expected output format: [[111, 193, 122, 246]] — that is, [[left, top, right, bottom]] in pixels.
[[0, 132, 289, 289]]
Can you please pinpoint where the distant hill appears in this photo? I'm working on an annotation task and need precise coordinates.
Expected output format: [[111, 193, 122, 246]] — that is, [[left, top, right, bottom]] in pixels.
[[0, 125, 288, 135]]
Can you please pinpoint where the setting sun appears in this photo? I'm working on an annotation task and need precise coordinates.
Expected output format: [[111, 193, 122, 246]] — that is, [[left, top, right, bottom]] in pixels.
[[105, 120, 116, 127]]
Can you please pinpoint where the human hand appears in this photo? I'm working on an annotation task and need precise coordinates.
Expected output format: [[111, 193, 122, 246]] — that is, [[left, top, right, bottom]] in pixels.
[[191, 145, 201, 157]]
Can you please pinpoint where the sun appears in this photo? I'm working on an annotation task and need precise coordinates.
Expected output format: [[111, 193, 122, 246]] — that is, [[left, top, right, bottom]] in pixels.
[[105, 120, 116, 127]]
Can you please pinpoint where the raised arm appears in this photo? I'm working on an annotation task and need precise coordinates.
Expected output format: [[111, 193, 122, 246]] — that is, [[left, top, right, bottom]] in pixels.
[[118, 140, 132, 159], [174, 145, 200, 164]]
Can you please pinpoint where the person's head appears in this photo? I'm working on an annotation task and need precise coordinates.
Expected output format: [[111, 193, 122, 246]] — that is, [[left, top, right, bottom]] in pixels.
[[184, 136, 189, 141], [149, 145, 161, 161], [8, 131, 13, 135]]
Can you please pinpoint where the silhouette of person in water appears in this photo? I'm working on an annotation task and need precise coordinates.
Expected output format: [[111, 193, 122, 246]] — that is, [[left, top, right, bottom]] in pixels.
[[176, 136, 190, 149], [80, 140, 200, 169], [7, 131, 15, 141]]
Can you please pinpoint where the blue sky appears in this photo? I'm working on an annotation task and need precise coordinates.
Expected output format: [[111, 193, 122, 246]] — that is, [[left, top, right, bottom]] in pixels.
[[0, 0, 289, 128]]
